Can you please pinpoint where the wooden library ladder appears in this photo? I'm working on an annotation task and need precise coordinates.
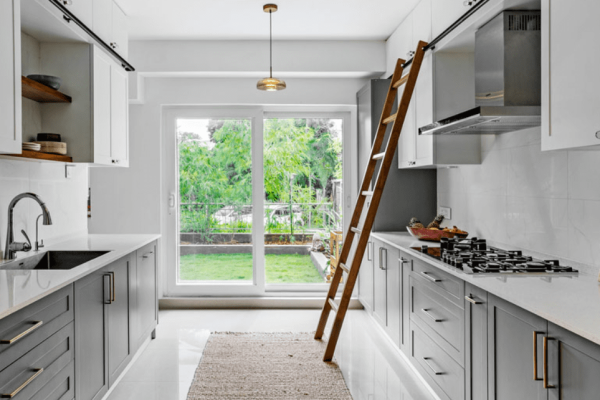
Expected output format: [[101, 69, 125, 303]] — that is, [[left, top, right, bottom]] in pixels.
[[315, 40, 429, 362]]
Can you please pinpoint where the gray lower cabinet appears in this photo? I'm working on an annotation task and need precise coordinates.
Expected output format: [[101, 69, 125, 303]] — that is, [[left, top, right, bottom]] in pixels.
[[399, 250, 411, 352], [358, 239, 374, 314], [74, 266, 110, 400], [132, 242, 158, 350], [372, 239, 402, 348], [487, 294, 547, 400], [464, 283, 487, 400], [547, 322, 600, 399], [372, 239, 387, 328]]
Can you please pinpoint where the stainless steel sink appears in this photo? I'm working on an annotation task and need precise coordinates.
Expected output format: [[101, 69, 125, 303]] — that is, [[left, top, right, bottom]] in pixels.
[[0, 251, 110, 270]]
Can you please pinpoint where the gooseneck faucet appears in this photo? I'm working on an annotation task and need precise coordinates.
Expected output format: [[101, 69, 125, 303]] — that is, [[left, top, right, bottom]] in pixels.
[[4, 193, 52, 260]]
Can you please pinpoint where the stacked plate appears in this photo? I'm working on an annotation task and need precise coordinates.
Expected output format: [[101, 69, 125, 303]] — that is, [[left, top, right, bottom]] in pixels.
[[22, 142, 41, 152]]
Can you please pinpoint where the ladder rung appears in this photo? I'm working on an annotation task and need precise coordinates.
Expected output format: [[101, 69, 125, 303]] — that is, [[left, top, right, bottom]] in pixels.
[[361, 191, 374, 197], [339, 263, 349, 274], [351, 227, 361, 235], [372, 152, 385, 161], [383, 113, 397, 125], [393, 74, 409, 88], [328, 298, 339, 313]]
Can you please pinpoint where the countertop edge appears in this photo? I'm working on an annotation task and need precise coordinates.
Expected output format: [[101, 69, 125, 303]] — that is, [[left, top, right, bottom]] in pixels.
[[0, 234, 161, 320], [370, 231, 600, 347]]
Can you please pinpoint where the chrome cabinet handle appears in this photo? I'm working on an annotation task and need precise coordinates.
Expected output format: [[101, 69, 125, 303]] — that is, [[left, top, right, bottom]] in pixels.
[[465, 295, 482, 305], [423, 357, 444, 375], [533, 331, 544, 381], [422, 308, 444, 322], [142, 251, 154, 259], [399, 257, 409, 265], [104, 274, 112, 304], [1, 321, 43, 344], [367, 242, 372, 261], [1, 368, 44, 398], [380, 248, 387, 270], [543, 337, 556, 389], [420, 271, 442, 283]]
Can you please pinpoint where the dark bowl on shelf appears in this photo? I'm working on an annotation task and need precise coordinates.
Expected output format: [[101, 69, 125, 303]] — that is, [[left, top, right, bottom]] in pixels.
[[27, 75, 62, 90]]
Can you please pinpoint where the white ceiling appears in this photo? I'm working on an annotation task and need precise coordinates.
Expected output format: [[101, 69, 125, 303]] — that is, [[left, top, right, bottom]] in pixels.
[[116, 0, 420, 41]]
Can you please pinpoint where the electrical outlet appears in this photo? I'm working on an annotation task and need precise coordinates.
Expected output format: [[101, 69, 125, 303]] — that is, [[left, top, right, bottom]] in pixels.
[[65, 165, 74, 179], [439, 206, 451, 220]]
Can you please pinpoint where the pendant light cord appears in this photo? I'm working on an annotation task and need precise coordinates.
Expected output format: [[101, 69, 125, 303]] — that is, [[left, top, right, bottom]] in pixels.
[[269, 10, 273, 78]]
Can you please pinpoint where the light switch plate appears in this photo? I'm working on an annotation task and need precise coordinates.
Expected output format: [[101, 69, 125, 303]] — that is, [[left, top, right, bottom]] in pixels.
[[439, 206, 451, 220]]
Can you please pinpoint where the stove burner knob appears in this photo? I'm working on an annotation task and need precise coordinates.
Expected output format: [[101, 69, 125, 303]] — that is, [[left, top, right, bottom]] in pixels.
[[421, 245, 429, 254]]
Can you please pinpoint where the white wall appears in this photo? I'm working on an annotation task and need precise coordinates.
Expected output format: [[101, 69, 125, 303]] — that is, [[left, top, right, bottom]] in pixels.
[[0, 160, 88, 258], [438, 128, 600, 273]]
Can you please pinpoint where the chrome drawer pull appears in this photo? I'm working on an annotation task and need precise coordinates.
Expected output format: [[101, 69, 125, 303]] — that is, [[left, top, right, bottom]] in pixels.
[[423, 357, 444, 375], [399, 257, 409, 265], [543, 337, 556, 389], [420, 271, 442, 283], [1, 368, 43, 398], [0, 321, 43, 345], [422, 308, 444, 322], [465, 295, 482, 305], [142, 251, 154, 259]]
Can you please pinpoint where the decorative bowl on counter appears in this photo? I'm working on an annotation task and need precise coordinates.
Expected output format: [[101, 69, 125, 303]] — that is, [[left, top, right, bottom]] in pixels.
[[27, 75, 62, 90], [406, 226, 469, 242]]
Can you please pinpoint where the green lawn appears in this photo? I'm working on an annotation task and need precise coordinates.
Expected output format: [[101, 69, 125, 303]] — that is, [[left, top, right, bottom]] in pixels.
[[180, 253, 324, 284]]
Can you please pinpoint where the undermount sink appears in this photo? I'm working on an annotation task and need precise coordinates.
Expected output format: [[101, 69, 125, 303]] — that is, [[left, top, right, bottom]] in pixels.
[[0, 251, 110, 271]]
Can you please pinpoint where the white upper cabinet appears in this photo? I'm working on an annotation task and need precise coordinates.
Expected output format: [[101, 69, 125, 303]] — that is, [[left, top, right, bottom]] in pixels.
[[93, 0, 112, 44], [431, 0, 482, 38], [0, 0, 21, 155], [111, 2, 128, 58], [110, 62, 129, 167], [60, 0, 93, 27], [542, 0, 600, 151]]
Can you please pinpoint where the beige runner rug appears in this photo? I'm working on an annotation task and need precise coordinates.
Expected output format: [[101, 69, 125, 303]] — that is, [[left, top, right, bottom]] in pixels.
[[187, 332, 353, 399]]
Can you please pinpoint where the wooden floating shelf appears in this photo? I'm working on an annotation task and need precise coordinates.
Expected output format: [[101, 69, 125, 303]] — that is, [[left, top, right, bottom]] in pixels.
[[21, 76, 72, 103], [9, 150, 73, 163]]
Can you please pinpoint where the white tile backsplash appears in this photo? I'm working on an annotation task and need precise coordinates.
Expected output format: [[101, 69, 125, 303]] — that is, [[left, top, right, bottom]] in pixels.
[[438, 127, 600, 272], [0, 160, 88, 259]]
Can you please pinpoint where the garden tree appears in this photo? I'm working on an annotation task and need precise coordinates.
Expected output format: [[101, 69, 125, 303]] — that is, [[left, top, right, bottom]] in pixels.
[[306, 119, 342, 199]]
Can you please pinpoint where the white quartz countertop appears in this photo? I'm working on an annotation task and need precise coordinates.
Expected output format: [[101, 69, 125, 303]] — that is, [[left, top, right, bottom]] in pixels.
[[371, 232, 600, 346], [0, 234, 161, 320]]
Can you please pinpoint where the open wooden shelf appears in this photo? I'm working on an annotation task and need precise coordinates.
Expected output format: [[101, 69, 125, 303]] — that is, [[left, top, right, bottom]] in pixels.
[[21, 76, 72, 103], [9, 150, 73, 163]]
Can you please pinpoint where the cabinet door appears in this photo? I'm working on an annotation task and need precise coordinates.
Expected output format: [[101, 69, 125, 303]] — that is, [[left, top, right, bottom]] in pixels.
[[134, 242, 157, 347], [111, 2, 128, 58], [547, 322, 600, 400], [75, 270, 110, 400], [385, 246, 401, 347], [431, 0, 479, 38], [0, 0, 21, 155], [93, 0, 113, 44], [399, 251, 411, 352], [465, 283, 488, 400], [63, 0, 93, 27], [488, 294, 547, 400], [110, 63, 129, 166], [93, 46, 113, 165], [107, 256, 132, 386], [372, 241, 386, 328], [542, 0, 600, 150], [358, 240, 374, 314], [413, 0, 434, 166]]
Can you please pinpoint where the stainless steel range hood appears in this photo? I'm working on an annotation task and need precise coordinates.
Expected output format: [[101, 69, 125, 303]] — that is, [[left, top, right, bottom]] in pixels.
[[420, 11, 541, 136]]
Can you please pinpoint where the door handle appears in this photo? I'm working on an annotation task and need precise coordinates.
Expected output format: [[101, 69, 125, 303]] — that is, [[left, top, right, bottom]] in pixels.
[[422, 308, 444, 322], [420, 271, 442, 283], [367, 242, 372, 261], [103, 273, 113, 304], [543, 337, 556, 389], [380, 248, 387, 270], [422, 357, 444, 375], [533, 331, 544, 381], [142, 251, 154, 259], [465, 295, 482, 305], [1, 321, 43, 344]]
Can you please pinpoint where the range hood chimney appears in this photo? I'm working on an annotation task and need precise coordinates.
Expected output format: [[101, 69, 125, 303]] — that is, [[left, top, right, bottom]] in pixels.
[[420, 11, 541, 135]]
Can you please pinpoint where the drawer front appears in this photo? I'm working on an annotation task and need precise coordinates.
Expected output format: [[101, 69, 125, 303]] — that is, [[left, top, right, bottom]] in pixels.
[[410, 255, 464, 307], [0, 322, 74, 400], [412, 324, 465, 400], [411, 277, 464, 364], [30, 361, 74, 400], [0, 285, 74, 372]]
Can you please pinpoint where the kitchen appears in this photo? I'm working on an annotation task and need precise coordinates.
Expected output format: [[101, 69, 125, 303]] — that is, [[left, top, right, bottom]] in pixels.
[[0, 0, 599, 399]]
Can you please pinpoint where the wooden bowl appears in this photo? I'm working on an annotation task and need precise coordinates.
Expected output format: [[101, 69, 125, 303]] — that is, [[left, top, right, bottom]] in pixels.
[[406, 226, 468, 242]]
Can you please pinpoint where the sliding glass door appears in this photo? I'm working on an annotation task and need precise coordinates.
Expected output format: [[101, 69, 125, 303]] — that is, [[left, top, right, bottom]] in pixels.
[[164, 108, 353, 297]]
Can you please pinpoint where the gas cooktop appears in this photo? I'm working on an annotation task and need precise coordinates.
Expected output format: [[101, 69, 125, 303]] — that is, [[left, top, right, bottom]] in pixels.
[[411, 237, 578, 275]]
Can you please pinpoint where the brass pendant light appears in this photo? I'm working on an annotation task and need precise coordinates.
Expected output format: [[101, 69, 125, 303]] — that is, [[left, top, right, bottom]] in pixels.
[[257, 4, 286, 91]]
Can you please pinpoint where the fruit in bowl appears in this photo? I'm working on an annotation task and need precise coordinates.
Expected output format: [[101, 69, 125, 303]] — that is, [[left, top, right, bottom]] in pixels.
[[407, 216, 468, 242]]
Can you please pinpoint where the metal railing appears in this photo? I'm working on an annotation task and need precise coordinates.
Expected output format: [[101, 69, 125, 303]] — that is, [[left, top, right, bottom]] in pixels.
[[179, 202, 340, 236]]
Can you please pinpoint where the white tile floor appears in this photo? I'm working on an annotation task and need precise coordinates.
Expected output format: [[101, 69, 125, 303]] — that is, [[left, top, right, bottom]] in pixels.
[[105, 310, 436, 400]]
